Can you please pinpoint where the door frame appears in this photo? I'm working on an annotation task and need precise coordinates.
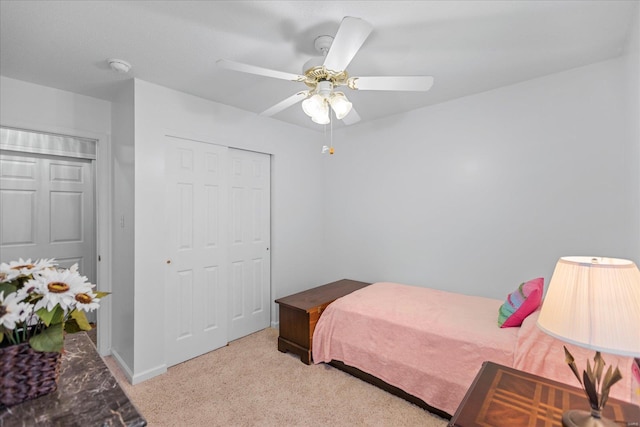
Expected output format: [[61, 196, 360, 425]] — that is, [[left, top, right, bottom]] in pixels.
[[0, 120, 112, 355]]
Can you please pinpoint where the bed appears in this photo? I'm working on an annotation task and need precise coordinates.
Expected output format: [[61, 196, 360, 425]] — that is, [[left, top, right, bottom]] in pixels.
[[311, 282, 635, 417]]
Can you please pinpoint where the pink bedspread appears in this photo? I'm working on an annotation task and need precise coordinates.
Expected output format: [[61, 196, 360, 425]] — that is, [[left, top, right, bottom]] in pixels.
[[312, 282, 636, 416], [312, 282, 519, 415]]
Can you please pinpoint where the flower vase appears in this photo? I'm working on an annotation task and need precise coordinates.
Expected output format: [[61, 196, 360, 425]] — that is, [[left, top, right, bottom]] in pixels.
[[0, 341, 62, 407]]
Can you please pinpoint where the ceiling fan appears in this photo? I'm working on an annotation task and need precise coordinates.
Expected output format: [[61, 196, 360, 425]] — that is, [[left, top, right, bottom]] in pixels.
[[216, 16, 434, 126]]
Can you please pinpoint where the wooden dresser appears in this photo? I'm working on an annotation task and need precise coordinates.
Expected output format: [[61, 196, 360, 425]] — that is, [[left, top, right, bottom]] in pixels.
[[275, 279, 370, 364]]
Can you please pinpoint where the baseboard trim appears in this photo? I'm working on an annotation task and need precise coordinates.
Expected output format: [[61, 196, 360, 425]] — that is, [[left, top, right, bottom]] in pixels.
[[131, 363, 167, 385], [110, 348, 168, 385], [110, 348, 135, 384]]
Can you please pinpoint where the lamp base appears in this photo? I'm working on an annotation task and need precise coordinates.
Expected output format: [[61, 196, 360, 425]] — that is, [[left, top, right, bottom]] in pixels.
[[562, 410, 618, 427]]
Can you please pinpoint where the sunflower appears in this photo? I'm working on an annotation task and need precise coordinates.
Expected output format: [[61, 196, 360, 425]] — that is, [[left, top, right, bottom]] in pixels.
[[30, 264, 95, 313]]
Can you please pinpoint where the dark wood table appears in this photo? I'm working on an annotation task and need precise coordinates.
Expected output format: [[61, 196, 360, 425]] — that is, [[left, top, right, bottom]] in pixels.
[[275, 279, 370, 364], [449, 361, 640, 427], [0, 333, 146, 426]]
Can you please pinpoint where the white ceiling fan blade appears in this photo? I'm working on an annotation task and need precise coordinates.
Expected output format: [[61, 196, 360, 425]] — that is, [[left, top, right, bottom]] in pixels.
[[217, 59, 305, 82], [260, 91, 309, 117], [323, 17, 373, 72], [348, 76, 434, 91], [341, 106, 361, 125]]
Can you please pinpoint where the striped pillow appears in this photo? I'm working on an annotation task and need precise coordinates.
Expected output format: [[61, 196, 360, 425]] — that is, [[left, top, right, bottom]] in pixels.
[[498, 277, 544, 328]]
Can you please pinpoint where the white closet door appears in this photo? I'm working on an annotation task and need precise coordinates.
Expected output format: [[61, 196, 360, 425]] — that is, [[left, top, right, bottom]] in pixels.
[[228, 148, 271, 341], [165, 138, 228, 366], [0, 151, 96, 282]]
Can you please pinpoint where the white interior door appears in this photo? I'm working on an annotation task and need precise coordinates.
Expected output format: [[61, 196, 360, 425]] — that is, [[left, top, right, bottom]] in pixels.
[[0, 150, 96, 284], [165, 137, 228, 366], [228, 148, 271, 341]]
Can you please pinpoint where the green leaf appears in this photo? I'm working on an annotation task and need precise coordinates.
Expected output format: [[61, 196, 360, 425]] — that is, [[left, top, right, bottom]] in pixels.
[[95, 291, 110, 299], [68, 310, 92, 331], [64, 318, 82, 334], [36, 305, 65, 327], [1, 324, 19, 346], [0, 282, 17, 296], [29, 322, 63, 352]]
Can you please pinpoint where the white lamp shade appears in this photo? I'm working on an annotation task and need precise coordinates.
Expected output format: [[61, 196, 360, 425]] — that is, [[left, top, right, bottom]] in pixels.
[[537, 256, 640, 357], [329, 92, 353, 120]]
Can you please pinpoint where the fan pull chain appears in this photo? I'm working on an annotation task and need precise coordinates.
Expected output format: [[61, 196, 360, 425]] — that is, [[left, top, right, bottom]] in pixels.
[[321, 106, 335, 155], [329, 108, 334, 154]]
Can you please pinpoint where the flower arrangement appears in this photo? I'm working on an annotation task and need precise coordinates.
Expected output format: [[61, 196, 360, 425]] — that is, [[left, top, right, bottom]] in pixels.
[[0, 258, 108, 353]]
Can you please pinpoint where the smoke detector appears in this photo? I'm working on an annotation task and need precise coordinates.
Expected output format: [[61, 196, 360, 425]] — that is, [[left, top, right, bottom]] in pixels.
[[108, 58, 131, 73]]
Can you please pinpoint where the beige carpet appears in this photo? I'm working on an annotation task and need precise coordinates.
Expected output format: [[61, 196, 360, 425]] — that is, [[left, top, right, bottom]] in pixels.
[[103, 328, 449, 427]]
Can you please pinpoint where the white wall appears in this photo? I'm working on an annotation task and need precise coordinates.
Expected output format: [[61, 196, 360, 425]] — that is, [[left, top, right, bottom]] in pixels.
[[0, 76, 111, 136], [624, 6, 640, 263], [110, 79, 135, 373], [130, 79, 327, 382], [0, 76, 114, 356], [324, 56, 640, 299]]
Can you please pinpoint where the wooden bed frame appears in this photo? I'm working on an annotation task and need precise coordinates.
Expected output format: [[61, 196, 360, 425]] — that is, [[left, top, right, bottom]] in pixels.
[[328, 360, 452, 420]]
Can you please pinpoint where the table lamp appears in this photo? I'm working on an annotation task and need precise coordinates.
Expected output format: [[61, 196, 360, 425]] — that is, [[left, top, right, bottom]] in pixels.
[[537, 256, 640, 427]]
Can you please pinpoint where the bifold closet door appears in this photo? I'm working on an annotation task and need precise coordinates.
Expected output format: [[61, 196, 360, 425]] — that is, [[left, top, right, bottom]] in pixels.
[[0, 151, 96, 288], [165, 138, 271, 366], [165, 138, 229, 366], [227, 148, 271, 341]]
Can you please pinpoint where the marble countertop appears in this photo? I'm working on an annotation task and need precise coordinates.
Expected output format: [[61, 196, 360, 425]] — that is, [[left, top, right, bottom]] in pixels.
[[0, 333, 146, 427]]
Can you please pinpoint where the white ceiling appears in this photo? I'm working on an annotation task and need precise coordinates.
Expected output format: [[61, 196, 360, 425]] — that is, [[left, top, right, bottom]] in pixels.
[[0, 1, 637, 131]]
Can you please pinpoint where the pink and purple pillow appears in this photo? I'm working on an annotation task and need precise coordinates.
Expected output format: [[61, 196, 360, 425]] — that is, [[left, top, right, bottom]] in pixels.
[[498, 277, 544, 328]]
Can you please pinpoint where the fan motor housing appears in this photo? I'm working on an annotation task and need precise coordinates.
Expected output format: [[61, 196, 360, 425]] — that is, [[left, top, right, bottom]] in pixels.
[[302, 35, 349, 89], [303, 66, 349, 89]]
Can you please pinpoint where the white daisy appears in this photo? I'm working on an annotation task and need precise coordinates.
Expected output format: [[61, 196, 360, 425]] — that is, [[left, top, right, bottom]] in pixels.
[[0, 258, 57, 283], [0, 262, 21, 283], [30, 264, 94, 313], [0, 291, 31, 330], [73, 291, 101, 312]]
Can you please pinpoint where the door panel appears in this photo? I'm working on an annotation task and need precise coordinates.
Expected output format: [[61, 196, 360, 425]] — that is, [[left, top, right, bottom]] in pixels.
[[228, 149, 271, 341], [165, 138, 228, 366], [0, 151, 95, 280]]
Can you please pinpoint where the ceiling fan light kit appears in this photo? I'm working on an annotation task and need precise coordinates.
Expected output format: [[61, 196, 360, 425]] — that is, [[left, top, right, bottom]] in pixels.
[[301, 80, 352, 123], [217, 16, 434, 127], [329, 92, 352, 120], [301, 94, 324, 117], [302, 94, 329, 123]]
